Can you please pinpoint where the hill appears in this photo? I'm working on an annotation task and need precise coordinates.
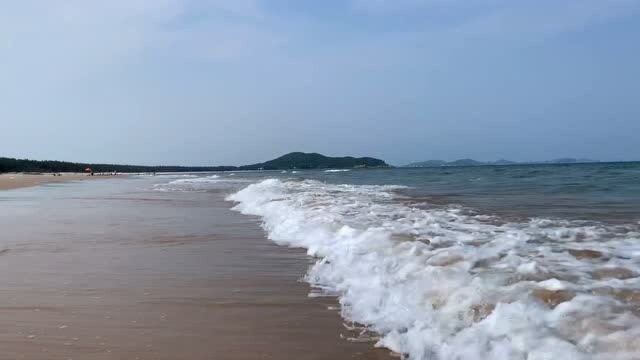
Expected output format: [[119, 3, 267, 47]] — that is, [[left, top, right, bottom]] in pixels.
[[447, 159, 483, 167], [239, 152, 388, 170], [0, 152, 388, 173]]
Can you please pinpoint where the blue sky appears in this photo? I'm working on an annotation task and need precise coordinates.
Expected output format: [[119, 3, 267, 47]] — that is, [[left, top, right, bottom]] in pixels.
[[1, 0, 639, 166]]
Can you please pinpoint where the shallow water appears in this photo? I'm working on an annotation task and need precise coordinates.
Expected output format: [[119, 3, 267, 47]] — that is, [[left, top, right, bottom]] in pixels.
[[154, 162, 640, 360]]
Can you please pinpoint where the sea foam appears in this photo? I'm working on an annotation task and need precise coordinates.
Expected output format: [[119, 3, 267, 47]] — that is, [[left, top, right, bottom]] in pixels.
[[169, 174, 220, 183], [152, 174, 221, 192], [227, 178, 640, 360]]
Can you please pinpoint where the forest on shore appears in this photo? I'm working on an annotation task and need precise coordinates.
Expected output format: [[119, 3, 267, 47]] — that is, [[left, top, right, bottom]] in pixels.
[[1, 152, 388, 173]]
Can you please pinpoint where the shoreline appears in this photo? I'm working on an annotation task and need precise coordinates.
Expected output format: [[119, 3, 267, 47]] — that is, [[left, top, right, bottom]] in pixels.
[[0, 173, 120, 191], [0, 176, 393, 359]]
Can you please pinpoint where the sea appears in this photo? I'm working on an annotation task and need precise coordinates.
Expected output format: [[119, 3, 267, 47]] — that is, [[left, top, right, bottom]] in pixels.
[[152, 162, 640, 360]]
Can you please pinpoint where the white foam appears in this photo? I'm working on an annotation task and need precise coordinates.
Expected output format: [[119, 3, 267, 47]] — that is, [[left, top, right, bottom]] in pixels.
[[324, 169, 351, 172], [538, 278, 568, 291], [152, 174, 223, 192], [227, 178, 640, 360], [517, 261, 538, 274], [154, 174, 198, 179], [167, 174, 220, 184]]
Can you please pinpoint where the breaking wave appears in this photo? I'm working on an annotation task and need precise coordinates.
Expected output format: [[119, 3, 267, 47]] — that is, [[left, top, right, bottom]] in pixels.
[[167, 174, 220, 184], [153, 174, 221, 192], [227, 178, 640, 360]]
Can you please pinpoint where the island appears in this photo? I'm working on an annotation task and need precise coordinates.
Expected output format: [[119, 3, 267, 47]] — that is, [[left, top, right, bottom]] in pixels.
[[239, 152, 388, 170]]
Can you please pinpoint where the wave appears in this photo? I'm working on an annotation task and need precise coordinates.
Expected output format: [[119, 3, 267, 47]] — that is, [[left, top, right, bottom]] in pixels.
[[153, 174, 221, 192], [227, 178, 640, 360], [155, 174, 198, 179], [324, 169, 351, 172], [167, 174, 220, 184], [134, 173, 199, 179], [153, 174, 257, 192]]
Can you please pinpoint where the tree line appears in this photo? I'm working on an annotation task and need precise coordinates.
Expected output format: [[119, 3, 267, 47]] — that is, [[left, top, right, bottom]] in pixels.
[[1, 152, 389, 173], [0, 157, 235, 173]]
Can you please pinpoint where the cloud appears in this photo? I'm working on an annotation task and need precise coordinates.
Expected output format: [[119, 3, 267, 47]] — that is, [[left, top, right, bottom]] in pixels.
[[0, 0, 282, 87], [350, 0, 640, 37], [449, 0, 640, 38], [3, 0, 635, 86], [0, 1, 180, 84], [205, 0, 265, 19], [155, 0, 284, 62]]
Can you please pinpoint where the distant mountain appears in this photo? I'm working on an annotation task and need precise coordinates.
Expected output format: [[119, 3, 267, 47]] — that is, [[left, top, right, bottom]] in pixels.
[[447, 159, 482, 166], [239, 152, 388, 170], [403, 158, 599, 167], [492, 159, 517, 165]]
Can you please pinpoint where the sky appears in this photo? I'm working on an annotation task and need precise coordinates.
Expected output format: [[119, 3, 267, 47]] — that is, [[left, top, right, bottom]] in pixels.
[[1, 0, 639, 166]]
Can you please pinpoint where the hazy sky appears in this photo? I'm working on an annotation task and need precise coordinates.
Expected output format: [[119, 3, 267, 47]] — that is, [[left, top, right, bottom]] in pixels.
[[1, 0, 639, 166]]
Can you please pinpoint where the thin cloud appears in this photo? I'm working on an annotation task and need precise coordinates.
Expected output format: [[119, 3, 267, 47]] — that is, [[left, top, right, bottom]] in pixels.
[[350, 0, 640, 36]]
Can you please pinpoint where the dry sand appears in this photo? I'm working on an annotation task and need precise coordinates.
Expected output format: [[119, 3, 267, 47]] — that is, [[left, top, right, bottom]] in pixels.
[[0, 173, 115, 191]]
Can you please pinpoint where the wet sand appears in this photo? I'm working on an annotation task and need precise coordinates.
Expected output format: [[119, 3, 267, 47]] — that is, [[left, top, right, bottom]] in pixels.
[[0, 178, 392, 359], [0, 173, 112, 191]]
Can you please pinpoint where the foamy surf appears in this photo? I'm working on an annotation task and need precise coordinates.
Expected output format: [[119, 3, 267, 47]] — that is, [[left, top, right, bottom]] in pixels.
[[153, 174, 221, 192], [227, 178, 640, 360], [170, 174, 220, 183]]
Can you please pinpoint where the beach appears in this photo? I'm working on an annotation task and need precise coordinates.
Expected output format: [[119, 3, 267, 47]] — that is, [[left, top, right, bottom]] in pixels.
[[3, 164, 640, 360], [0, 173, 111, 191], [0, 176, 391, 360]]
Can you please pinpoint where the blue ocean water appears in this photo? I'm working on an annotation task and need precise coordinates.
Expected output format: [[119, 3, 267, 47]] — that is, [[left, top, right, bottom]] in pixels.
[[154, 162, 640, 360], [205, 161, 640, 224], [311, 162, 640, 223]]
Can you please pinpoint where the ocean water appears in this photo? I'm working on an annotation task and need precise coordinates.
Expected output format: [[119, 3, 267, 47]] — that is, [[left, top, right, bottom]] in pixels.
[[153, 162, 640, 360]]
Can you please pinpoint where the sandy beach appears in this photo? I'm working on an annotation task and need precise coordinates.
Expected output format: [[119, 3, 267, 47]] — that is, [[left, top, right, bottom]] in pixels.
[[0, 173, 113, 191], [0, 177, 392, 360]]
